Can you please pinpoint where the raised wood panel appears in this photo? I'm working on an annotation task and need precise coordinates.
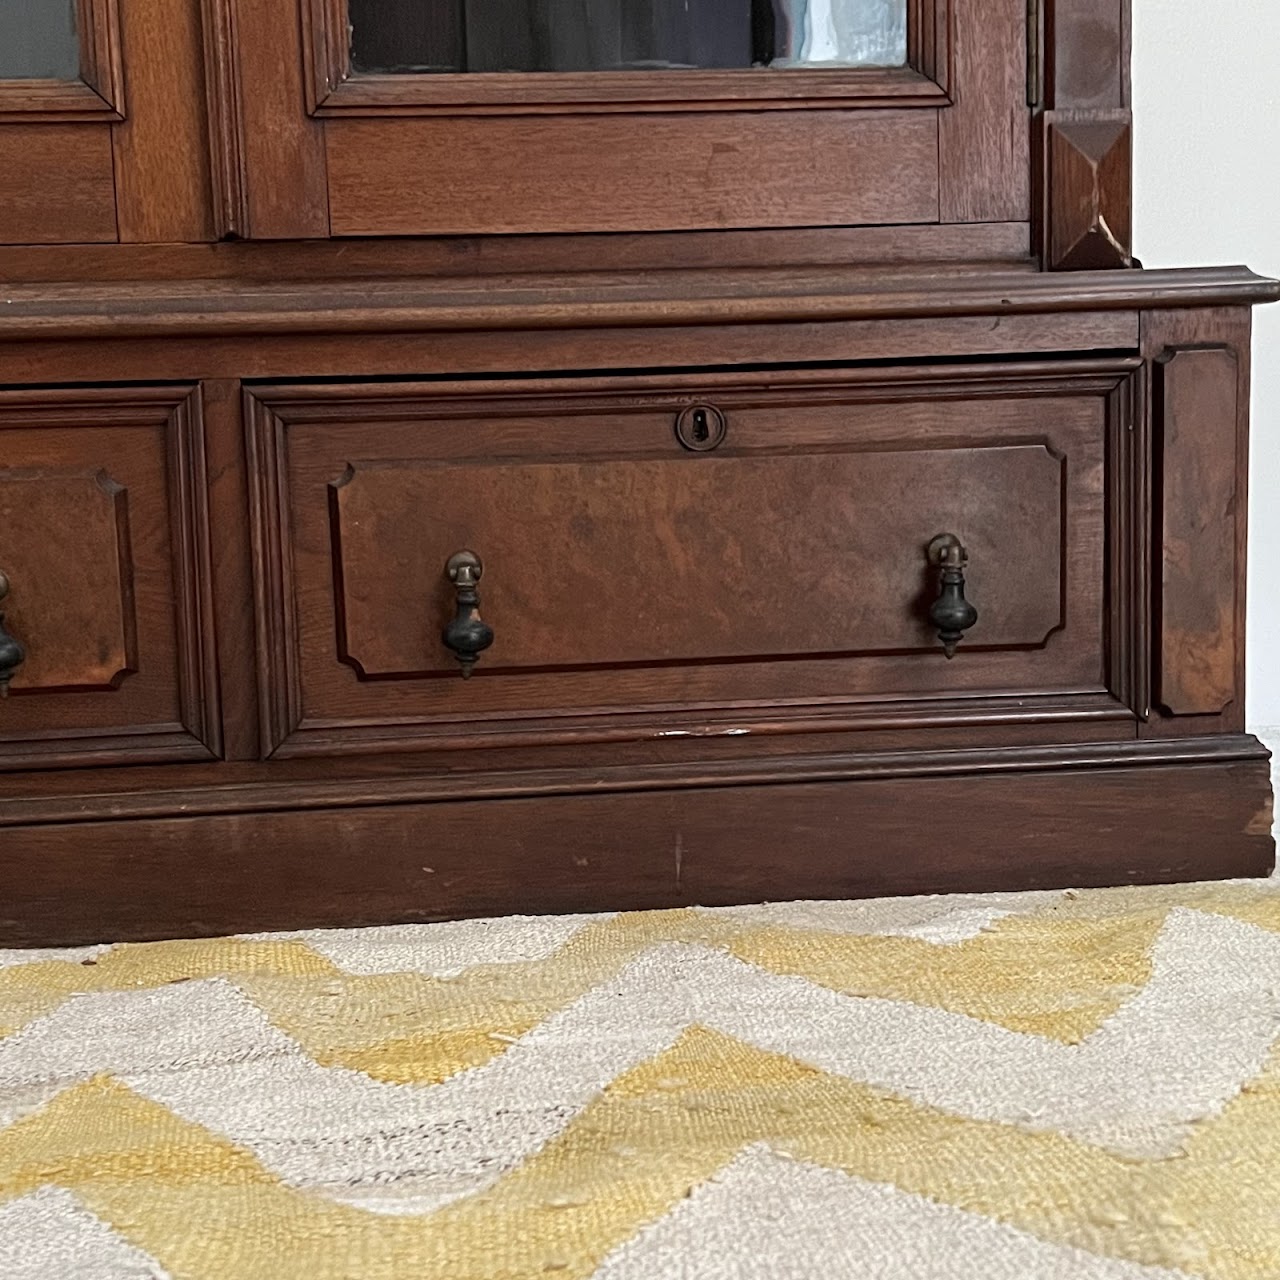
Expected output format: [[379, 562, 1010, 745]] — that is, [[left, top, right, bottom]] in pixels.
[[326, 110, 939, 235], [249, 359, 1139, 759], [1155, 346, 1239, 718], [0, 470, 136, 691], [0, 125, 116, 244], [0, 387, 219, 768], [330, 445, 1063, 676], [1140, 307, 1252, 740]]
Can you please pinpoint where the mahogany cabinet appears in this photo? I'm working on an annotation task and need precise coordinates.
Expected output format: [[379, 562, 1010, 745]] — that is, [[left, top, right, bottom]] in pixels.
[[0, 0, 1276, 944]]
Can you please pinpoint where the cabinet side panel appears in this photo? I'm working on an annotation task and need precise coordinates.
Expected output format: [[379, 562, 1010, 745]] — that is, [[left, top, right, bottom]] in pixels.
[[1142, 307, 1252, 737]]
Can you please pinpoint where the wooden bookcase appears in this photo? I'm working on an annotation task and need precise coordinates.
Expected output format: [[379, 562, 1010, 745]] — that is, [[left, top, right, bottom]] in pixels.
[[0, 0, 1275, 944]]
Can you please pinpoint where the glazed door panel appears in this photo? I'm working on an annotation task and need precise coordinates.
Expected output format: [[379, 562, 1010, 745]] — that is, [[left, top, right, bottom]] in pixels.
[[229, 0, 1028, 237]]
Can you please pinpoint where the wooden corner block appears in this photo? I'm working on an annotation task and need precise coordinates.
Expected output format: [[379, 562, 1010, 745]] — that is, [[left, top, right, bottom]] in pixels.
[[1045, 113, 1132, 270]]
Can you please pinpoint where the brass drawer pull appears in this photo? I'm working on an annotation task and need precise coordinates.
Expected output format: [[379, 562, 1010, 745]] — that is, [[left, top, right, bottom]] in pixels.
[[927, 534, 978, 659], [442, 551, 494, 678], [0, 571, 25, 696]]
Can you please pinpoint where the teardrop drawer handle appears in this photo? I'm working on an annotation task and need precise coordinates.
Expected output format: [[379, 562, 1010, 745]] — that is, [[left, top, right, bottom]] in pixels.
[[927, 534, 979, 659], [442, 551, 495, 678], [0, 570, 26, 697]]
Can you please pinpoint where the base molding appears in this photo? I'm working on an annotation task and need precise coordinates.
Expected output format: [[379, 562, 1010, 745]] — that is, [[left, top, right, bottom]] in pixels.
[[1, 736, 1273, 946]]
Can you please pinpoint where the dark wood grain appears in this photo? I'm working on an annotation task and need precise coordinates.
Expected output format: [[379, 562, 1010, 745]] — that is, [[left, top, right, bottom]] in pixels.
[[0, 744, 1270, 946]]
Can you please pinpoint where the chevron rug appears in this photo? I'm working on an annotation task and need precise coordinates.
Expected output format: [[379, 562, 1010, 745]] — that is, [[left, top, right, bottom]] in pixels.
[[4, 881, 1280, 1279]]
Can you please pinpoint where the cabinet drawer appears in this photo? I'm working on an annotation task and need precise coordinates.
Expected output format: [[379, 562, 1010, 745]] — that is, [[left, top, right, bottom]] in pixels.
[[0, 388, 218, 769], [249, 361, 1142, 757]]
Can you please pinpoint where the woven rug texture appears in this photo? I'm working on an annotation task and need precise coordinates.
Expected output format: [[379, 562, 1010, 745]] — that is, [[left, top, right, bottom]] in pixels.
[[3, 879, 1280, 1278]]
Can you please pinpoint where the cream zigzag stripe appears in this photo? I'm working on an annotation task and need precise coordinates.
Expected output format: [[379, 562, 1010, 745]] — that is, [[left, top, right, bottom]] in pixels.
[[252, 911, 616, 977], [0, 944, 112, 970], [697, 890, 1067, 945], [591, 1145, 1193, 1280], [0, 1186, 171, 1280], [1, 906, 1277, 1220]]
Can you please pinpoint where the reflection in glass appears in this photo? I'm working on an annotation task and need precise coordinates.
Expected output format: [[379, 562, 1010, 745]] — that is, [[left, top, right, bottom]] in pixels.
[[349, 0, 908, 76], [0, 0, 80, 80]]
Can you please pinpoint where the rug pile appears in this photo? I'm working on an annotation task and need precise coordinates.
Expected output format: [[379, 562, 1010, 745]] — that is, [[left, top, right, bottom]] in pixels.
[[3, 879, 1280, 1278]]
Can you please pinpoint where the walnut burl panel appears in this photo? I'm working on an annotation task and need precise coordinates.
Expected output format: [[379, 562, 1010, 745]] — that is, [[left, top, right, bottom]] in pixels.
[[331, 447, 1062, 674]]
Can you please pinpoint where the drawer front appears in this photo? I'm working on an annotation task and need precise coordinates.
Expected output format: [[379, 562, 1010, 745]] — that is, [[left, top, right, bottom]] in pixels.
[[0, 388, 218, 769], [250, 361, 1143, 757]]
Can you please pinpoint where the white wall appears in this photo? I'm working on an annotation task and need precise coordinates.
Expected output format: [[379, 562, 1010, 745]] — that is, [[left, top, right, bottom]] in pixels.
[[1131, 1, 1280, 729]]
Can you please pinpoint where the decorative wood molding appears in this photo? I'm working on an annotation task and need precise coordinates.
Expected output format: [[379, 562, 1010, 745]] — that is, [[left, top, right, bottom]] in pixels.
[[168, 388, 224, 757], [1033, 0, 1133, 270], [0, 267, 1274, 344], [244, 390, 304, 758], [199, 0, 250, 237], [302, 0, 952, 117], [0, 0, 125, 122], [0, 734, 1262, 831]]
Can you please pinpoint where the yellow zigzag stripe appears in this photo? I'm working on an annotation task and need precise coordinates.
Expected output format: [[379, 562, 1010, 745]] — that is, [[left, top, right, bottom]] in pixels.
[[3, 1024, 1279, 1280], [6, 883, 1280, 1064]]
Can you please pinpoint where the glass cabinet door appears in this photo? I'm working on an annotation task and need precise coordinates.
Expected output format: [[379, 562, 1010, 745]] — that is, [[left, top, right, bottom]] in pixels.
[[251, 0, 1025, 240], [0, 0, 80, 80], [347, 0, 908, 76], [0, 0, 126, 244]]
